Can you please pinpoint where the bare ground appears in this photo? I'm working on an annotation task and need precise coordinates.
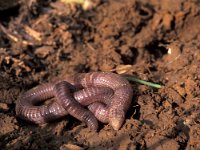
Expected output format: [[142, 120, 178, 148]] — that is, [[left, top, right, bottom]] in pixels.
[[0, 0, 199, 149]]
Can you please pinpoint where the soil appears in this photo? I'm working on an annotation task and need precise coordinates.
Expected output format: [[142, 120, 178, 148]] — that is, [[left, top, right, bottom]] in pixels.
[[0, 0, 199, 149]]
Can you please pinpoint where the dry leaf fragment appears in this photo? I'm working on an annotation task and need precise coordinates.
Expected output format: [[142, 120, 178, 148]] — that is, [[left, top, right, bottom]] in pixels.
[[111, 65, 133, 74]]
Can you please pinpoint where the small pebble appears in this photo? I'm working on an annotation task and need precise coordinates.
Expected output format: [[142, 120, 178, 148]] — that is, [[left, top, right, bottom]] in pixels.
[[0, 102, 9, 112], [35, 46, 53, 58], [60, 144, 84, 150]]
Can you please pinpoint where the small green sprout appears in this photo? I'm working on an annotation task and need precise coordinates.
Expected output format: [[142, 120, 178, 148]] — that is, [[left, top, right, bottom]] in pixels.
[[125, 76, 163, 89]]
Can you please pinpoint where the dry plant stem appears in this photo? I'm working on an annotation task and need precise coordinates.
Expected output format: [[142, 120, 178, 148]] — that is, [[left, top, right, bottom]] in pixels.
[[60, 0, 85, 5]]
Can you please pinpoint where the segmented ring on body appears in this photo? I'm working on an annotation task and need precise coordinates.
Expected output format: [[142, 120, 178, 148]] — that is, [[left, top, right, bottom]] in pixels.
[[16, 72, 133, 130]]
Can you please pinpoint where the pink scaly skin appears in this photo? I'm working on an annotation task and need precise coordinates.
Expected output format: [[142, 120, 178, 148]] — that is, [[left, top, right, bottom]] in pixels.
[[69, 72, 133, 130], [16, 72, 133, 130], [16, 83, 113, 130]]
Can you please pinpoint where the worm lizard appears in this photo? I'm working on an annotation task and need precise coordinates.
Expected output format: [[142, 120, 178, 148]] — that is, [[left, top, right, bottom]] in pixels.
[[16, 72, 133, 130]]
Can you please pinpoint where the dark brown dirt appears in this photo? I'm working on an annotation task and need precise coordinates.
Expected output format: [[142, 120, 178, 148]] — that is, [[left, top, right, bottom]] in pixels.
[[0, 0, 199, 149]]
